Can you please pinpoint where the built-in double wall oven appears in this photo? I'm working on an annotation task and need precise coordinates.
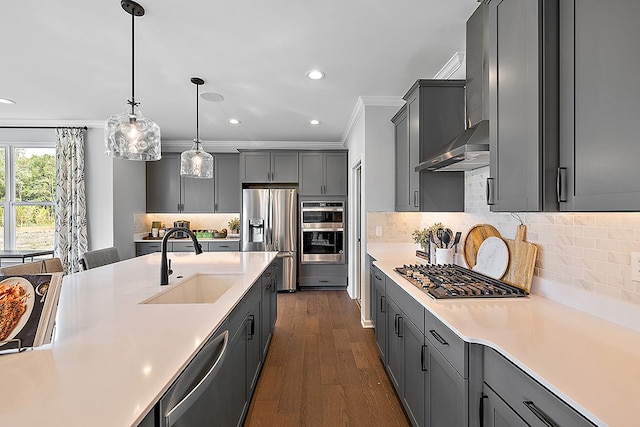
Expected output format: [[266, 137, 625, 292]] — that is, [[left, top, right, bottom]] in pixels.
[[300, 201, 345, 264]]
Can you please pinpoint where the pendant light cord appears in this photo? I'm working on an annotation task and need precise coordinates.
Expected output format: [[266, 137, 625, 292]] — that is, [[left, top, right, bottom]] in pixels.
[[130, 10, 136, 114], [196, 81, 199, 142]]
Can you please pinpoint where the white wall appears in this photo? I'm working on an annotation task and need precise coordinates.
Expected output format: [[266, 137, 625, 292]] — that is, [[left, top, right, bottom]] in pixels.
[[84, 127, 114, 250], [344, 97, 404, 325]]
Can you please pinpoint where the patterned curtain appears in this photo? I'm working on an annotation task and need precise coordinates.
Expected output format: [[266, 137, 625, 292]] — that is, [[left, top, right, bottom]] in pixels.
[[55, 128, 88, 273]]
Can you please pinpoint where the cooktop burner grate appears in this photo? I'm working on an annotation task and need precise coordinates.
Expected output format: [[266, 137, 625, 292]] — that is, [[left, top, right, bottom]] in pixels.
[[394, 264, 528, 299]]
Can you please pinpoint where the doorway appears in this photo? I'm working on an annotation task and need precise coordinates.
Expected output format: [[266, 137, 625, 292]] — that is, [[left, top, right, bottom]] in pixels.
[[353, 162, 362, 304]]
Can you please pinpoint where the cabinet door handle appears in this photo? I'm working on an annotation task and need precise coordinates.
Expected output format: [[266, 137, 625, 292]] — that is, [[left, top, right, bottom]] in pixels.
[[429, 329, 448, 346], [394, 314, 399, 335], [397, 316, 403, 337], [374, 274, 382, 281], [523, 401, 559, 427], [421, 344, 428, 371], [479, 395, 488, 427], [486, 177, 495, 205], [247, 315, 255, 340], [413, 190, 419, 207], [557, 167, 567, 203], [164, 330, 229, 427], [380, 295, 385, 313]]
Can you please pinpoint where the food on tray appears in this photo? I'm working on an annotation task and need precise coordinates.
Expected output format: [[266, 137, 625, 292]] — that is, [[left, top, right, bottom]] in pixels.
[[0, 283, 29, 341]]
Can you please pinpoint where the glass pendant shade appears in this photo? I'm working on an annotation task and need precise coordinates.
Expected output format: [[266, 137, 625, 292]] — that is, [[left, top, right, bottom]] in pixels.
[[181, 140, 214, 178], [105, 103, 161, 161]]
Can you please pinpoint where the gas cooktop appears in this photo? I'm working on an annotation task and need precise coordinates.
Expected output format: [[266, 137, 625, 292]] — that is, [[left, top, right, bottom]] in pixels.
[[394, 264, 528, 299]]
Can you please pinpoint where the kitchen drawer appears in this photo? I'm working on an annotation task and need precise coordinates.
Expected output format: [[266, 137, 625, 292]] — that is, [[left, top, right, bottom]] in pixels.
[[136, 242, 162, 256], [298, 276, 346, 287], [208, 241, 240, 251], [172, 241, 204, 252], [385, 275, 424, 335], [424, 307, 467, 378], [484, 347, 595, 427]]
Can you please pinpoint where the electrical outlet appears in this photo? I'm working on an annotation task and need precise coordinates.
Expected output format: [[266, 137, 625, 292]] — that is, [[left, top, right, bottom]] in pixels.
[[631, 252, 640, 282], [375, 226, 383, 237]]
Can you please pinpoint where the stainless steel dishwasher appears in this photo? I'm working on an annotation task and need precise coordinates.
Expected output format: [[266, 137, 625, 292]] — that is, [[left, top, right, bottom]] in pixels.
[[158, 330, 229, 426]]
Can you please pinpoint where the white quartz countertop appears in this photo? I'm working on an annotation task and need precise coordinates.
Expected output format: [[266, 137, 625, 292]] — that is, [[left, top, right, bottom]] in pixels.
[[0, 251, 277, 427], [368, 243, 640, 427]]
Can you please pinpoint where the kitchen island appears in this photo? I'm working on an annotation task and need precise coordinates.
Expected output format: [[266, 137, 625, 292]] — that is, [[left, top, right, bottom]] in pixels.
[[0, 251, 277, 426], [369, 243, 640, 427]]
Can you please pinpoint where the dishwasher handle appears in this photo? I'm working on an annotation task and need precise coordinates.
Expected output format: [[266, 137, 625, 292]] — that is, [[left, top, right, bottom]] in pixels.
[[162, 330, 229, 427]]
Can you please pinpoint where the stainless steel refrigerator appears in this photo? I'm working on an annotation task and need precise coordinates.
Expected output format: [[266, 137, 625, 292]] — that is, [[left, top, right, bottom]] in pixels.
[[242, 188, 297, 291]]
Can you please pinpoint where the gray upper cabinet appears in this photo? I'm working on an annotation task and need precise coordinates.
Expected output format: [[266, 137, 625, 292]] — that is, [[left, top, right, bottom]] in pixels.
[[146, 153, 182, 213], [488, 0, 558, 212], [146, 153, 238, 213], [240, 151, 298, 183], [558, 0, 640, 211], [299, 151, 347, 196], [214, 153, 240, 213], [394, 80, 465, 212]]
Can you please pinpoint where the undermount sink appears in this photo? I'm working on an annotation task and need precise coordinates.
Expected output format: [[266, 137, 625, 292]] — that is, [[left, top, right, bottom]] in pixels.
[[142, 274, 237, 304]]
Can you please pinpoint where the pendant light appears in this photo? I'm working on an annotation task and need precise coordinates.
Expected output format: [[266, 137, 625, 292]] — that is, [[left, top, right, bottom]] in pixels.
[[180, 77, 214, 179], [105, 0, 161, 161]]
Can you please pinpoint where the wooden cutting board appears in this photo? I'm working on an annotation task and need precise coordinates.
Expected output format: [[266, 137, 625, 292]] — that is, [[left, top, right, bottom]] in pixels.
[[463, 224, 501, 268], [502, 224, 538, 293]]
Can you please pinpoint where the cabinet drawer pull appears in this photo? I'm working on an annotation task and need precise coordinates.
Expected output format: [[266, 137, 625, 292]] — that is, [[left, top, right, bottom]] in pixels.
[[421, 344, 428, 371], [380, 295, 385, 313], [523, 401, 558, 427], [557, 167, 567, 203], [219, 245, 229, 248], [429, 329, 448, 346], [374, 274, 382, 281]]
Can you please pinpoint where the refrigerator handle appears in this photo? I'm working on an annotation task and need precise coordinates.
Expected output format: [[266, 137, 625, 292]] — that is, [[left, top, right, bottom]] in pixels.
[[266, 191, 273, 251]]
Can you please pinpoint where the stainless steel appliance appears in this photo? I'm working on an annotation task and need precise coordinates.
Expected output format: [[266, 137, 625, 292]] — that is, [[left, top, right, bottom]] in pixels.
[[173, 220, 191, 238], [394, 264, 527, 299], [242, 188, 297, 292], [300, 201, 345, 264]]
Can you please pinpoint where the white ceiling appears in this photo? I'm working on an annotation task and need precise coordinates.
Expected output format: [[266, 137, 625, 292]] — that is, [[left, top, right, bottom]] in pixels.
[[0, 0, 478, 146]]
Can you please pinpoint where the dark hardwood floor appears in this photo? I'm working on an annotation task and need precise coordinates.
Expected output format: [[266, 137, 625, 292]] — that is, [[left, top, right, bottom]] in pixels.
[[245, 290, 410, 426]]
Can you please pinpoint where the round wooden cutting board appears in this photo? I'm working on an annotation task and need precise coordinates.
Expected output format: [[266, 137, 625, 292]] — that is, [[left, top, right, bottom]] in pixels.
[[463, 224, 501, 268]]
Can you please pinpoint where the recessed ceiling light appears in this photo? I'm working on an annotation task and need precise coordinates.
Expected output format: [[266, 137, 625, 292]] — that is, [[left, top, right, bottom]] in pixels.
[[228, 118, 241, 125], [306, 70, 325, 80], [309, 120, 321, 125], [200, 92, 224, 102], [0, 98, 16, 105]]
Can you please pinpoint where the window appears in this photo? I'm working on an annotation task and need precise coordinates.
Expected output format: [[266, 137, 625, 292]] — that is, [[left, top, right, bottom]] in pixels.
[[0, 145, 56, 250]]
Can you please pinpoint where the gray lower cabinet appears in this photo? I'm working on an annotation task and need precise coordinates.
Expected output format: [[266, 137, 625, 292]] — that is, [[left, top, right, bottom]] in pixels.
[[558, 0, 640, 211], [298, 151, 348, 196], [260, 265, 277, 360], [393, 80, 465, 212], [385, 296, 403, 392], [487, 0, 558, 212], [402, 314, 427, 427], [145, 264, 276, 427], [135, 240, 240, 256], [483, 347, 594, 427], [371, 266, 386, 362], [240, 151, 298, 183], [426, 344, 466, 427], [482, 385, 528, 427]]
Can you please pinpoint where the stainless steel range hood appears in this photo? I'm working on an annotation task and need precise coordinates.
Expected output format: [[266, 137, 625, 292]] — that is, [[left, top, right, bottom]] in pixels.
[[416, 2, 489, 172]]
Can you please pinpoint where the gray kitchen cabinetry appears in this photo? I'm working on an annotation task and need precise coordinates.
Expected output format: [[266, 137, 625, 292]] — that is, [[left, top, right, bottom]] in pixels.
[[260, 264, 277, 360], [557, 0, 640, 211], [240, 151, 298, 183], [208, 240, 240, 252], [214, 153, 241, 213], [146, 153, 240, 213], [487, 0, 558, 212], [152, 267, 274, 427], [482, 347, 594, 427], [299, 151, 348, 196], [171, 240, 201, 252], [371, 264, 386, 362], [135, 241, 162, 256], [393, 80, 465, 212]]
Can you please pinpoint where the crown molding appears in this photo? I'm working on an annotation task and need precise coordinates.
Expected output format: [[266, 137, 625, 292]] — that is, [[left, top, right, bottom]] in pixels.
[[161, 139, 346, 153], [341, 96, 405, 143], [0, 119, 104, 128]]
